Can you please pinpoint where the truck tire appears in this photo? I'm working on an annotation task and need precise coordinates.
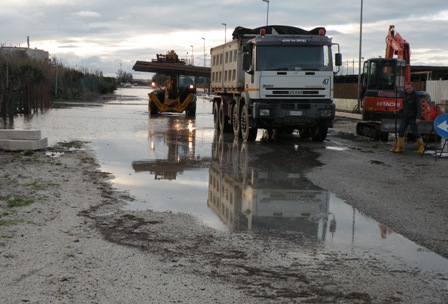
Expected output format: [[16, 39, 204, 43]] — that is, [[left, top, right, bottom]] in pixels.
[[149, 102, 159, 116], [219, 102, 232, 133], [218, 102, 225, 133], [213, 102, 220, 131], [232, 104, 241, 138], [241, 104, 257, 142], [185, 99, 196, 117], [311, 122, 327, 142]]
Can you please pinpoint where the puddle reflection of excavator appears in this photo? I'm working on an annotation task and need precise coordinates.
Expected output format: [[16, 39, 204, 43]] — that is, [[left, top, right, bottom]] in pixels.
[[132, 117, 210, 180], [208, 132, 335, 238]]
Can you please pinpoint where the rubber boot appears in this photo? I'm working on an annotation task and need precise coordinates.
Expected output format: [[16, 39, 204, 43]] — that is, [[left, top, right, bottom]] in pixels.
[[392, 136, 405, 153], [416, 137, 425, 154]]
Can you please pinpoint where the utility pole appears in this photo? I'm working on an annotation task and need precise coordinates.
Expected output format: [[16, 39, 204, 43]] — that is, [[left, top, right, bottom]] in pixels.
[[202, 37, 206, 67], [262, 0, 270, 26], [357, 0, 364, 112], [222, 23, 227, 43]]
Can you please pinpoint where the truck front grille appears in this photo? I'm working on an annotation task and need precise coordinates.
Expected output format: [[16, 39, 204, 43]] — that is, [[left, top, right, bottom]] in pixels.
[[265, 87, 326, 98]]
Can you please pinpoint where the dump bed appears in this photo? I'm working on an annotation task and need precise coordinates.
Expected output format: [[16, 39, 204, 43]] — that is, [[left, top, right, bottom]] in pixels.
[[210, 40, 243, 93]]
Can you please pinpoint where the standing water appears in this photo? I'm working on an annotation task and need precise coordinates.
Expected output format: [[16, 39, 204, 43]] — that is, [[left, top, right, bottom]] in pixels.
[[3, 87, 448, 279]]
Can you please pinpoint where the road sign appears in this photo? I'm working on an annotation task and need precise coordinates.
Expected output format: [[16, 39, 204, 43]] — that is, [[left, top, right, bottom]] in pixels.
[[434, 114, 448, 139]]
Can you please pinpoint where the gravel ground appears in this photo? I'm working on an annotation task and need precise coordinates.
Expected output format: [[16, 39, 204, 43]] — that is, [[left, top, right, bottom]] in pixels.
[[1, 134, 448, 303]]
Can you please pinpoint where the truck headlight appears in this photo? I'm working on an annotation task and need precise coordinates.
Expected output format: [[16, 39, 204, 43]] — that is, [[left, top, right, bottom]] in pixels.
[[260, 109, 270, 116]]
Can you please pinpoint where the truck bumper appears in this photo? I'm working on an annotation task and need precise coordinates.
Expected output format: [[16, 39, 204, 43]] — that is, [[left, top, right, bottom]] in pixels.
[[252, 101, 335, 128], [149, 92, 196, 113]]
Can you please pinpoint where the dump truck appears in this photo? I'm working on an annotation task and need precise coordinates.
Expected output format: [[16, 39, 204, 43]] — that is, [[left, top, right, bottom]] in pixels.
[[210, 25, 342, 141]]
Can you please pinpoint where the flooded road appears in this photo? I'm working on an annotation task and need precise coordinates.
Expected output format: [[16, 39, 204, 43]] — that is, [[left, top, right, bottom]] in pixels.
[[4, 87, 448, 284]]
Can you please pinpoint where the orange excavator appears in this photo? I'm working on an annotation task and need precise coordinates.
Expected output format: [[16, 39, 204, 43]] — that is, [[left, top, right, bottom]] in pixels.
[[357, 25, 437, 141]]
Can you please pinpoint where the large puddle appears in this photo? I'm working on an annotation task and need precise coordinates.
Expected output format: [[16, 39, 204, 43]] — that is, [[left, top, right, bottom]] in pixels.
[[3, 87, 448, 277]]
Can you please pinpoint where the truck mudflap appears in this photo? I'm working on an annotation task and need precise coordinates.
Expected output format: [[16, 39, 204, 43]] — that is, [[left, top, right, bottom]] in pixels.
[[380, 119, 435, 134], [148, 92, 195, 113]]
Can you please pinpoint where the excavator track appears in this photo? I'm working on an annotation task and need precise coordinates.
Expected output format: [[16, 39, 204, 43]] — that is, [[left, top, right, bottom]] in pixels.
[[356, 121, 389, 142]]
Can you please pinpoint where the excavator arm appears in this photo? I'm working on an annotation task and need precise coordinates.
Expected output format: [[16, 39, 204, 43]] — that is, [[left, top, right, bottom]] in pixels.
[[385, 25, 411, 83]]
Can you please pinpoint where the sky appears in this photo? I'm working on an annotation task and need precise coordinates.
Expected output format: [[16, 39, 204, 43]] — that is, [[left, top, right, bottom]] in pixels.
[[2, 0, 448, 80]]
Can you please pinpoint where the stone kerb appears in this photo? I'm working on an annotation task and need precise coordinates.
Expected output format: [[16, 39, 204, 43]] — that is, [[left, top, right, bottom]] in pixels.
[[0, 130, 48, 151]]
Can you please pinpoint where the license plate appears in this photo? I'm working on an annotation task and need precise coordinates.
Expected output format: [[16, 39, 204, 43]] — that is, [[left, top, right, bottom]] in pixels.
[[289, 111, 302, 116]]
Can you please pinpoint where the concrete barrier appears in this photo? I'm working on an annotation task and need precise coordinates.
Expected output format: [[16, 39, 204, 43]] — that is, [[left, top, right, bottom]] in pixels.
[[334, 98, 358, 113], [0, 130, 48, 151]]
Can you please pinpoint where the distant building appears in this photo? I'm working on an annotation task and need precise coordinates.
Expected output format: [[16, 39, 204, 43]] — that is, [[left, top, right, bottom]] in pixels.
[[0, 46, 49, 62]]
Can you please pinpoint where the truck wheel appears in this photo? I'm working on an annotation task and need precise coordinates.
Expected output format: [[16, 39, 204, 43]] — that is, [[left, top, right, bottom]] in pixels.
[[241, 104, 257, 142], [219, 102, 232, 133], [218, 103, 224, 132], [232, 104, 241, 138], [311, 123, 327, 142], [239, 142, 249, 176], [212, 131, 220, 160], [149, 102, 159, 116], [213, 102, 220, 131], [186, 101, 196, 117]]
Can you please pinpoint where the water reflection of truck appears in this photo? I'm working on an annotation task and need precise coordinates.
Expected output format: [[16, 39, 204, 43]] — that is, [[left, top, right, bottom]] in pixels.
[[211, 25, 342, 142], [132, 116, 209, 180], [208, 133, 333, 237]]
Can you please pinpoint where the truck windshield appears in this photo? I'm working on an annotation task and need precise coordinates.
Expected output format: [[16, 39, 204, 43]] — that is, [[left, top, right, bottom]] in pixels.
[[179, 75, 195, 87], [256, 45, 331, 71]]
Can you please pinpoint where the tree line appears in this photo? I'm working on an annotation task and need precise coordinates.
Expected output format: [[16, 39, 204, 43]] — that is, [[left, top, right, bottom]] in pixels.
[[0, 53, 116, 117]]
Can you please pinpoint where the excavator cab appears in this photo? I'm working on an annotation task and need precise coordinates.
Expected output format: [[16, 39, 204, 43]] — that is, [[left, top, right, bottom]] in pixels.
[[361, 58, 406, 121]]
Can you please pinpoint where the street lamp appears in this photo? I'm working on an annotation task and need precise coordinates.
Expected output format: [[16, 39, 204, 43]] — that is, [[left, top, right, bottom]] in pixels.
[[262, 0, 269, 26], [222, 23, 227, 43], [202, 37, 206, 67], [190, 45, 194, 65], [357, 0, 363, 112]]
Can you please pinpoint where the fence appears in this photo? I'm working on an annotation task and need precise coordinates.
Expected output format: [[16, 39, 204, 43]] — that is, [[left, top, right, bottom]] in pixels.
[[0, 84, 52, 117], [426, 80, 448, 107]]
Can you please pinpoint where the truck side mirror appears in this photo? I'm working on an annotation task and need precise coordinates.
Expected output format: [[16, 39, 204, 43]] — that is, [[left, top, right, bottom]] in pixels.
[[335, 53, 342, 67], [243, 42, 254, 74], [243, 53, 254, 74]]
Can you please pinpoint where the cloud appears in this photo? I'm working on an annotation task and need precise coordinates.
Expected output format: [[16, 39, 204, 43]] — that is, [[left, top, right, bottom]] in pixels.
[[2, 0, 447, 79], [72, 10, 101, 18]]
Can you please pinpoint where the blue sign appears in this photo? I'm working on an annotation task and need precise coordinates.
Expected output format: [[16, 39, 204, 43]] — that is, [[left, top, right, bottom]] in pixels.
[[434, 114, 448, 139]]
